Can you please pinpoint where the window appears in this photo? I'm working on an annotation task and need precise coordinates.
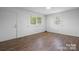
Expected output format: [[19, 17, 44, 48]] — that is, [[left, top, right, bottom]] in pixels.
[[37, 16, 42, 24], [30, 16, 36, 24], [30, 16, 42, 25]]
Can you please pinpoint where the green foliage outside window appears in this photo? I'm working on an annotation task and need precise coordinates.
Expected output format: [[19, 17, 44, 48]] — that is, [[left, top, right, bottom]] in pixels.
[[30, 16, 42, 25], [37, 17, 42, 24], [30, 16, 36, 24]]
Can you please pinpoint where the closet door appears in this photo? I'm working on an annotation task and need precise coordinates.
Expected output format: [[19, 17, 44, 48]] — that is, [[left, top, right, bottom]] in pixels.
[[0, 10, 17, 42]]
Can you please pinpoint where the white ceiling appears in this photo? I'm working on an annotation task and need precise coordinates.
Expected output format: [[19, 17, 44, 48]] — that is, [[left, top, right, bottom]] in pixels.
[[22, 7, 77, 15]]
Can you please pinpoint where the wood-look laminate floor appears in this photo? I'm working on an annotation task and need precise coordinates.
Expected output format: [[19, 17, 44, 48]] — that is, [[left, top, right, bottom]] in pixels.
[[0, 32, 79, 51]]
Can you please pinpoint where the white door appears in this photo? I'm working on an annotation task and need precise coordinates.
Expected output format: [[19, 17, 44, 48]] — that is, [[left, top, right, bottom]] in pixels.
[[0, 10, 17, 42]]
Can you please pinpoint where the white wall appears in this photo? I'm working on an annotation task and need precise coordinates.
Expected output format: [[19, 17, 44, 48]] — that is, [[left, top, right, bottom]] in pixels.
[[0, 8, 17, 42], [47, 8, 79, 37], [0, 8, 45, 42], [16, 8, 46, 37]]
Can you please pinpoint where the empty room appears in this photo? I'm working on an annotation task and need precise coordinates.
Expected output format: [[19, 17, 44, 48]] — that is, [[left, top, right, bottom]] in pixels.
[[0, 7, 79, 51]]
